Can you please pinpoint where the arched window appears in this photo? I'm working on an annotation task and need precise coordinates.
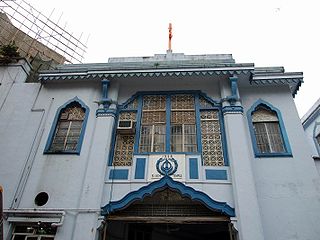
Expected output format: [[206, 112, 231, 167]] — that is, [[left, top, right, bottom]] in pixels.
[[252, 107, 284, 153], [247, 100, 292, 157], [44, 98, 89, 154]]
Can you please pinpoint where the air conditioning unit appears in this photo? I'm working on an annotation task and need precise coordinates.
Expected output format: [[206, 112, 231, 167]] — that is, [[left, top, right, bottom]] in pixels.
[[117, 120, 135, 134]]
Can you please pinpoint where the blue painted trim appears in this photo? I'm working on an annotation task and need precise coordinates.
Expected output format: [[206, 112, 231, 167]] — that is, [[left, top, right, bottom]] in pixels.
[[96, 108, 117, 118], [135, 158, 146, 179], [133, 95, 143, 154], [247, 99, 292, 157], [107, 108, 120, 166], [205, 169, 228, 180], [198, 92, 221, 107], [44, 97, 90, 155], [101, 175, 235, 217], [101, 79, 112, 109], [109, 169, 129, 180], [189, 158, 199, 179], [195, 94, 202, 153], [165, 94, 171, 152], [226, 76, 239, 105], [222, 106, 244, 114], [219, 110, 229, 166]]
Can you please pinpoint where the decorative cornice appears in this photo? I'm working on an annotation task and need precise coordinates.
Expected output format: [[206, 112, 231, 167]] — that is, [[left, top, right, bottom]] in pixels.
[[39, 66, 254, 82], [101, 175, 235, 217], [251, 72, 303, 97], [96, 108, 117, 118], [222, 106, 244, 114]]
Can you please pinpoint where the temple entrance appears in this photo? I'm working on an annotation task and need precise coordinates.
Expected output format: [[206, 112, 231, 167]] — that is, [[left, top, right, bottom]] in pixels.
[[101, 189, 237, 240]]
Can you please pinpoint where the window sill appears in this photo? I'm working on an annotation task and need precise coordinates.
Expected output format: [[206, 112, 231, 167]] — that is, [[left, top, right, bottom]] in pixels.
[[43, 151, 80, 155], [254, 152, 293, 158]]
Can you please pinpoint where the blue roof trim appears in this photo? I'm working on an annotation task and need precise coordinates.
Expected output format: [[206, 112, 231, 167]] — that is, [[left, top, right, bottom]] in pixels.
[[251, 75, 303, 97], [39, 68, 253, 82], [101, 175, 235, 217]]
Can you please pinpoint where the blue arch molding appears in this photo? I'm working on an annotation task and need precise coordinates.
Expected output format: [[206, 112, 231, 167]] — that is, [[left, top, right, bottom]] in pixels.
[[44, 96, 90, 155], [247, 99, 292, 157], [101, 175, 235, 217]]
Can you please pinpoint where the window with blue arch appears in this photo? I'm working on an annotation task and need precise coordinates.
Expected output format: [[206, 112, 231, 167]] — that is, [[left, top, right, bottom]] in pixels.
[[111, 91, 229, 167], [247, 99, 292, 157], [44, 97, 89, 155]]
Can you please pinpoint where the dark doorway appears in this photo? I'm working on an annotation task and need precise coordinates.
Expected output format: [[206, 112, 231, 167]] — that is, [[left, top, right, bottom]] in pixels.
[[128, 222, 230, 240], [102, 188, 237, 240]]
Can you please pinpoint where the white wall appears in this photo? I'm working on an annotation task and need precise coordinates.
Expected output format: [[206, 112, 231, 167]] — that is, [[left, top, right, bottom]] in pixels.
[[240, 85, 320, 240]]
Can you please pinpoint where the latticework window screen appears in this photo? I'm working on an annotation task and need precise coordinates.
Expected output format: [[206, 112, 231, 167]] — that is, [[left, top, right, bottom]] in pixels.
[[252, 107, 284, 153], [50, 103, 85, 152], [113, 112, 137, 166], [200, 110, 224, 166], [170, 95, 197, 152], [139, 95, 166, 153]]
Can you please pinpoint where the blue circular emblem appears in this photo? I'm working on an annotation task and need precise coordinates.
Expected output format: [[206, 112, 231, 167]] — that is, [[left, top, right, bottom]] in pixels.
[[156, 155, 178, 176]]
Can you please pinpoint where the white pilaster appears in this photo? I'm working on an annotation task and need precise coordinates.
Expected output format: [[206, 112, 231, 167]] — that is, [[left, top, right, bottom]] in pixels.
[[221, 77, 264, 240]]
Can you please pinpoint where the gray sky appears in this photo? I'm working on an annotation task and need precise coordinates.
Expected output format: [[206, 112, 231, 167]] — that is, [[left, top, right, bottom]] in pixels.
[[26, 0, 320, 117]]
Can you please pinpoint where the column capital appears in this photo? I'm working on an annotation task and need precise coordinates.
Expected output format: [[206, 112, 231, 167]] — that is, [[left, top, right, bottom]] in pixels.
[[222, 105, 244, 114]]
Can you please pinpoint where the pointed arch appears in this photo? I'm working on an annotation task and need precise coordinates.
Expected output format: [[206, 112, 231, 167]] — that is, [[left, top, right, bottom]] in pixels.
[[44, 97, 90, 155], [247, 99, 292, 157], [101, 175, 235, 217]]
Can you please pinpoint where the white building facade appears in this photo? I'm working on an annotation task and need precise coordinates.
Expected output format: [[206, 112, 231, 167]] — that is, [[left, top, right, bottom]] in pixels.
[[1, 53, 320, 240], [302, 98, 320, 174]]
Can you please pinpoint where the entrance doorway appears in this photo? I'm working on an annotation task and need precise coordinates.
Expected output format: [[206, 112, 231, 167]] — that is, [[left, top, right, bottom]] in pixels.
[[101, 189, 237, 240], [127, 222, 231, 240]]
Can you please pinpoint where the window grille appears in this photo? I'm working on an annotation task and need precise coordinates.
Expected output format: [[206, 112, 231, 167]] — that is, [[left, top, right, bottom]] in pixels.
[[113, 135, 135, 166], [123, 98, 138, 110], [252, 107, 284, 153], [113, 93, 226, 165], [200, 110, 224, 166], [139, 96, 166, 153], [11, 224, 56, 240], [114, 112, 136, 166], [199, 96, 215, 108], [49, 103, 85, 152], [171, 95, 197, 152]]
